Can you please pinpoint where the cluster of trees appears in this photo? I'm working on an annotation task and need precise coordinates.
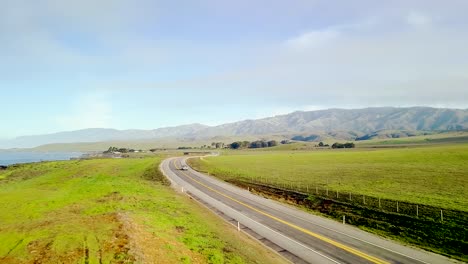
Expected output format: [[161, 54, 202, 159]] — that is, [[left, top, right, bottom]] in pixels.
[[177, 146, 194, 150], [198, 142, 226, 149], [249, 140, 278, 148], [227, 140, 278, 149], [331, 142, 355, 149], [211, 142, 225, 149], [149, 148, 167, 152], [104, 146, 142, 154], [317, 142, 330, 147]]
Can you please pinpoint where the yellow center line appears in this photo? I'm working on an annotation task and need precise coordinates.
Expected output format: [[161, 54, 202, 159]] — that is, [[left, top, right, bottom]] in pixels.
[[172, 159, 390, 264]]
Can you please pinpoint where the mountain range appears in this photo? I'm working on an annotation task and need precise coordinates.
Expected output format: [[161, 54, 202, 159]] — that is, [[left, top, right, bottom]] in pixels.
[[1, 107, 466, 149]]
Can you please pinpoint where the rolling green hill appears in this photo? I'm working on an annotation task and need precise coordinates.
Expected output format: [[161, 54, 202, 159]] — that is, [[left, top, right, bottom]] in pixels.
[[0, 158, 285, 264]]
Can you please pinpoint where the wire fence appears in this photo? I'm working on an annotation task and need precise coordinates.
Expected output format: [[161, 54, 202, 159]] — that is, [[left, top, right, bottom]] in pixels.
[[243, 177, 468, 225]]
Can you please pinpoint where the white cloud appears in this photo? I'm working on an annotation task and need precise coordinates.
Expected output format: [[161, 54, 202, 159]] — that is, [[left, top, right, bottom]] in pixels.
[[284, 17, 381, 52], [286, 29, 339, 50], [406, 11, 432, 27], [2, 0, 468, 125], [55, 92, 114, 130], [0, 0, 166, 74]]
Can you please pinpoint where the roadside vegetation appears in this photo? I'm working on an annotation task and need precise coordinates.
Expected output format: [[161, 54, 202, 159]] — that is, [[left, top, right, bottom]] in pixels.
[[0, 158, 285, 264]]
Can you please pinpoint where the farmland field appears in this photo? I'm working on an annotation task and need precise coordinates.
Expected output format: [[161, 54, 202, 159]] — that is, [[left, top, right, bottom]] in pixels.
[[190, 143, 468, 211], [0, 158, 285, 264]]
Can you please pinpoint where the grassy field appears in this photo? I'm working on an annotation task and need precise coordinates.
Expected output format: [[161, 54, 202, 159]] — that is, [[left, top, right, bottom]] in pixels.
[[356, 131, 468, 146], [0, 158, 285, 264], [190, 143, 468, 211]]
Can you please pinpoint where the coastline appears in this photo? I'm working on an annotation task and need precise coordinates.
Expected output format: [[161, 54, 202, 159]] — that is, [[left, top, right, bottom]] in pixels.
[[0, 151, 84, 166]]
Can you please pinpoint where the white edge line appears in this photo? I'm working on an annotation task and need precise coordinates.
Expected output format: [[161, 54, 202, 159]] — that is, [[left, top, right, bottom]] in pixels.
[[182, 156, 433, 264], [161, 158, 342, 264], [183, 191, 293, 264]]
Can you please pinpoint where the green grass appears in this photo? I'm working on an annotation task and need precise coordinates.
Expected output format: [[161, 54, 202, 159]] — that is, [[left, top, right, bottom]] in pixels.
[[190, 144, 468, 211], [0, 158, 285, 264], [355, 131, 468, 146]]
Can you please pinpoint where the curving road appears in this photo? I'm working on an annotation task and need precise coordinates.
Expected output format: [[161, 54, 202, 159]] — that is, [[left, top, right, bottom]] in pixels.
[[160, 156, 459, 264]]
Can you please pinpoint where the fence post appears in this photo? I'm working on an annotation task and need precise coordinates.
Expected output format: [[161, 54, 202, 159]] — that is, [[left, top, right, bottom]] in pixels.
[[416, 205, 419, 217], [441, 210, 444, 222], [349, 193, 352, 201], [336, 190, 339, 198], [363, 195, 366, 205], [343, 215, 345, 224], [397, 201, 399, 213], [326, 188, 329, 196], [379, 198, 381, 208]]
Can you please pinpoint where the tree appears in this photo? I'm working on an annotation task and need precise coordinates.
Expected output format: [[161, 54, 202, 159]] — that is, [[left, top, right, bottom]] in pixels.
[[332, 143, 342, 149], [249, 141, 261, 148], [104, 146, 120, 153], [229, 142, 241, 149], [318, 142, 324, 147], [118, 148, 129, 153], [267, 140, 278, 147], [332, 142, 355, 149]]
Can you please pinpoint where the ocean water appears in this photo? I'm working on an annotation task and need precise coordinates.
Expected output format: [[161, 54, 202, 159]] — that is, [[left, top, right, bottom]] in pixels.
[[0, 151, 83, 166]]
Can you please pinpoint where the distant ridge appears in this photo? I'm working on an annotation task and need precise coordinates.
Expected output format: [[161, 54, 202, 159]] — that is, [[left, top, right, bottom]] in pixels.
[[1, 107, 466, 149]]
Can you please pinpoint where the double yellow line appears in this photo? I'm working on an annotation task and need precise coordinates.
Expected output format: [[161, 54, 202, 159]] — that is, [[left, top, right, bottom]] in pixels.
[[172, 159, 390, 264]]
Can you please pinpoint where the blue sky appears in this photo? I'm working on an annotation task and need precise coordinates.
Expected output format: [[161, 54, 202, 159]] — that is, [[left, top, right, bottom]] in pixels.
[[1, 1, 468, 138]]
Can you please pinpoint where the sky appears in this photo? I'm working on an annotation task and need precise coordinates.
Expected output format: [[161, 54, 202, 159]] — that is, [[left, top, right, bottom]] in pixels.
[[1, 0, 468, 138]]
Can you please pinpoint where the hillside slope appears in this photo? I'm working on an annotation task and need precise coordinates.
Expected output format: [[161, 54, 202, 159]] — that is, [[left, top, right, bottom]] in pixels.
[[1, 107, 466, 149]]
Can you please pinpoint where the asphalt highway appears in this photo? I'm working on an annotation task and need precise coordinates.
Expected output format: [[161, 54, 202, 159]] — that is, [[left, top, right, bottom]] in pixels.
[[160, 156, 458, 264]]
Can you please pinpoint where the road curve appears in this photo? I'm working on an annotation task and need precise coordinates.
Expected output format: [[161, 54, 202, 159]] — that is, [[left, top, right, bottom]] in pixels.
[[160, 156, 458, 264]]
